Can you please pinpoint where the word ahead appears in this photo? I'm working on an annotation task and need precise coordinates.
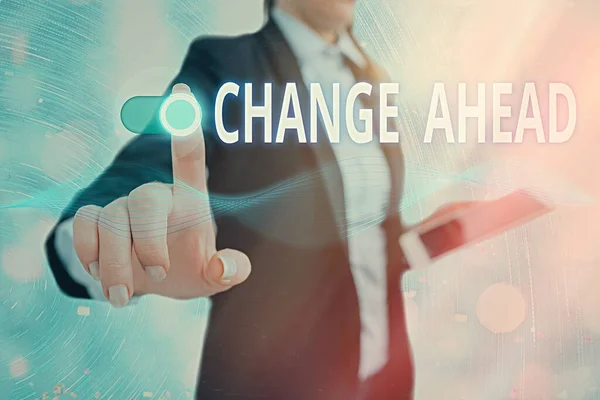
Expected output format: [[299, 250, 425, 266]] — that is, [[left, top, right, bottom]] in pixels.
[[424, 83, 576, 144]]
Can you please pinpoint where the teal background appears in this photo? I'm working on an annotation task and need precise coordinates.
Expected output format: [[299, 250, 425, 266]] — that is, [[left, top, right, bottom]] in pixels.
[[0, 2, 259, 398]]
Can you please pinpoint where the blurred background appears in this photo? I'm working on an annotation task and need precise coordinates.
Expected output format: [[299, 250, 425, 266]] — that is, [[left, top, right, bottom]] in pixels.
[[0, 0, 599, 398]]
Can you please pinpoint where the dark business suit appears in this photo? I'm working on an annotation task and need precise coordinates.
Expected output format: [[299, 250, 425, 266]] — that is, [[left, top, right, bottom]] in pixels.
[[45, 16, 414, 400]]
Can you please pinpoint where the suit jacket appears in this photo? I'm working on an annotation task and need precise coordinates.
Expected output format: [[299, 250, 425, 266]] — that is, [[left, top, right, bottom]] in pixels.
[[45, 18, 414, 400]]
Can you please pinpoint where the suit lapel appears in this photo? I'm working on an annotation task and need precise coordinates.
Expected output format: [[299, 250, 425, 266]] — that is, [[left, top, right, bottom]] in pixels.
[[256, 19, 349, 245]]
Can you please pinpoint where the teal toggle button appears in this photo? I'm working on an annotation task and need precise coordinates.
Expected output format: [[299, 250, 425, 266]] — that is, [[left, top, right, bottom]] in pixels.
[[163, 99, 197, 131], [121, 92, 202, 136]]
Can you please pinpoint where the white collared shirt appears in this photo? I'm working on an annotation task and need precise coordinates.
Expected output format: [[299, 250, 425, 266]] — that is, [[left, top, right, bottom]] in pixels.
[[271, 8, 391, 380], [54, 7, 391, 381]]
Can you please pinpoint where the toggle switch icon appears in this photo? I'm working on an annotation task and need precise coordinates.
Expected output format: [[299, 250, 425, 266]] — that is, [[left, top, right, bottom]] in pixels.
[[120, 83, 202, 137]]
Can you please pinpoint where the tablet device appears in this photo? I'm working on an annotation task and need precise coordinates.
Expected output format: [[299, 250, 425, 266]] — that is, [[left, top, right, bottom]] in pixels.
[[399, 189, 553, 269]]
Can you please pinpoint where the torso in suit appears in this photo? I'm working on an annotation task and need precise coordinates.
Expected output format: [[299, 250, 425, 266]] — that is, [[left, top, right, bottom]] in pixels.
[[45, 14, 415, 400]]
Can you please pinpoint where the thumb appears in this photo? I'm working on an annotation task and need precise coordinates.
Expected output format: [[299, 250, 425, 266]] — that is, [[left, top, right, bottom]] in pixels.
[[204, 249, 252, 291], [424, 201, 476, 225]]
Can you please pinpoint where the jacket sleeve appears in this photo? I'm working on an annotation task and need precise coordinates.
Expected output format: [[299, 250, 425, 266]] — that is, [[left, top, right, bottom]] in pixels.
[[45, 39, 223, 298]]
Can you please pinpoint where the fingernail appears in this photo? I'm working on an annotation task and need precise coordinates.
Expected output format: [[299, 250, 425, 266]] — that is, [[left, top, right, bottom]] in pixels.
[[89, 262, 100, 280], [172, 83, 191, 94], [219, 255, 237, 283], [108, 285, 129, 308], [146, 266, 166, 282]]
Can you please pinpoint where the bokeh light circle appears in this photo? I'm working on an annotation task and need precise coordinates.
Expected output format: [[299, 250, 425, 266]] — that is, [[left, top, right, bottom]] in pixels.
[[476, 282, 526, 334], [9, 356, 29, 378], [2, 244, 44, 282]]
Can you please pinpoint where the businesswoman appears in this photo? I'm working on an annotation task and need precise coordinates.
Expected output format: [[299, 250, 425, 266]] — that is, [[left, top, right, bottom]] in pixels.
[[46, 0, 418, 398]]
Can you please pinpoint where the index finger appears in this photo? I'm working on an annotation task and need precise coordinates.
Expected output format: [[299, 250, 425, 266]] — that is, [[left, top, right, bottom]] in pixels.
[[166, 83, 207, 194]]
